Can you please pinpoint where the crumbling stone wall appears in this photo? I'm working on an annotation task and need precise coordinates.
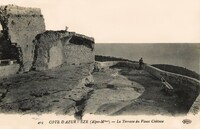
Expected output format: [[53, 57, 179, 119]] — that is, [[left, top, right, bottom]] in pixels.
[[0, 5, 45, 71], [32, 31, 68, 70], [32, 30, 95, 71], [63, 34, 95, 65]]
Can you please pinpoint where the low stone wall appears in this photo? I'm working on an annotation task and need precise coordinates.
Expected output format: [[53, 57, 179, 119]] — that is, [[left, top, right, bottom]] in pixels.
[[110, 61, 139, 69], [145, 65, 200, 90], [0, 64, 20, 78], [95, 61, 118, 68], [94, 61, 138, 72], [144, 65, 200, 115]]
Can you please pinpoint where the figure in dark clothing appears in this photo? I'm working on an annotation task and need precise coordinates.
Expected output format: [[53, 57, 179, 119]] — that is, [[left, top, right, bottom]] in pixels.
[[139, 57, 144, 70]]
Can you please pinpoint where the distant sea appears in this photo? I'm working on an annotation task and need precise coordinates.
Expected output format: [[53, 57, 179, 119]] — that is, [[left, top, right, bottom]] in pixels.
[[95, 43, 200, 74]]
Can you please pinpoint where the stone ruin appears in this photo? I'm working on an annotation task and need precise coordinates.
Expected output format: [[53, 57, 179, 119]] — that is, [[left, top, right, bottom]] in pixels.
[[0, 5, 95, 76], [0, 5, 45, 71], [33, 31, 94, 71]]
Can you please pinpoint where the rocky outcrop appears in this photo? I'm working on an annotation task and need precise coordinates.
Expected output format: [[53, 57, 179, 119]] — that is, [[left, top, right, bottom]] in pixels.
[[0, 5, 45, 71], [0, 63, 94, 115], [32, 30, 95, 71]]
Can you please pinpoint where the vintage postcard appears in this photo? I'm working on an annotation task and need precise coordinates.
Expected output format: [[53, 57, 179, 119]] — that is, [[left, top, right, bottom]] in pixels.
[[0, 0, 199, 129]]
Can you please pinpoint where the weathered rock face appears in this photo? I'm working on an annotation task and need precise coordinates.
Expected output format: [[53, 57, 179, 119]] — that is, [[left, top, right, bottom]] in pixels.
[[0, 5, 45, 71], [32, 30, 95, 71]]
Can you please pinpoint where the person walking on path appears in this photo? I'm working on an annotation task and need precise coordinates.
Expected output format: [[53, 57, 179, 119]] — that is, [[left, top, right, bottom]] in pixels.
[[139, 57, 144, 70]]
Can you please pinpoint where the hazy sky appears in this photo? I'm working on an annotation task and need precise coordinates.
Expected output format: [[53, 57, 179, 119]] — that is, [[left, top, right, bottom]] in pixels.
[[0, 0, 200, 43]]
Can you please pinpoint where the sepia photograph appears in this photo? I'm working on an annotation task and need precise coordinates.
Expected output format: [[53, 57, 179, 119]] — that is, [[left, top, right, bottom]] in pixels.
[[0, 0, 199, 129]]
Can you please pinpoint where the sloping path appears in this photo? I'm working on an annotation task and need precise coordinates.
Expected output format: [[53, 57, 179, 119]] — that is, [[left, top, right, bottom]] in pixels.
[[84, 66, 197, 116]]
